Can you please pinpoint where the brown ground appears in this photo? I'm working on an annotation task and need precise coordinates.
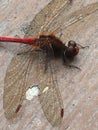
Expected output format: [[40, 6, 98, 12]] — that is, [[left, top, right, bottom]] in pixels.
[[0, 0, 98, 130]]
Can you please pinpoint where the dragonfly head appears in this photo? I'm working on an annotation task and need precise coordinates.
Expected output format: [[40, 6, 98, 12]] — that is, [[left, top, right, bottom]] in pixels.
[[64, 40, 79, 58]]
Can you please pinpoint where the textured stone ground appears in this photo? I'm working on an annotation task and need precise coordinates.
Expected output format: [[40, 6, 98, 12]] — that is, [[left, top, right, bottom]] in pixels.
[[0, 0, 98, 130]]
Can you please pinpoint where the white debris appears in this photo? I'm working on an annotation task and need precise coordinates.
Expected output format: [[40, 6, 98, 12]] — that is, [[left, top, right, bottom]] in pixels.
[[26, 85, 39, 100], [42, 87, 49, 93]]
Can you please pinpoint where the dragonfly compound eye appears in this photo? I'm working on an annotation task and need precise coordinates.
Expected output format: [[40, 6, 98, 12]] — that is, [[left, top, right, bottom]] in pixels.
[[68, 40, 76, 47]]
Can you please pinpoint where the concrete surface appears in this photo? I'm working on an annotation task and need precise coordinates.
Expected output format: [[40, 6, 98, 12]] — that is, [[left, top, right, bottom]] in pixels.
[[0, 0, 98, 130]]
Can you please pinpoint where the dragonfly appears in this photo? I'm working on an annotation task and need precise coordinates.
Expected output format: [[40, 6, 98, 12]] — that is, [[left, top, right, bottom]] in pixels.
[[0, 0, 98, 127]]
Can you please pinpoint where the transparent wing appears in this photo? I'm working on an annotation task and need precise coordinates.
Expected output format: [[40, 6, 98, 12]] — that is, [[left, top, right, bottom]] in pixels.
[[3, 45, 36, 119], [37, 49, 63, 127], [25, 0, 72, 37], [25, 1, 98, 38], [4, 43, 63, 126]]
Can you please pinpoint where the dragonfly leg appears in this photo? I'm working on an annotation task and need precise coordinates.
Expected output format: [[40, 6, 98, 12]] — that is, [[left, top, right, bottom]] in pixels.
[[65, 63, 81, 70], [17, 48, 42, 55], [77, 43, 89, 49], [62, 53, 81, 70]]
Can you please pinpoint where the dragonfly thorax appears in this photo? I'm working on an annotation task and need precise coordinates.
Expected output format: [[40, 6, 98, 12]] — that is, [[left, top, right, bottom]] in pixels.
[[35, 34, 67, 57]]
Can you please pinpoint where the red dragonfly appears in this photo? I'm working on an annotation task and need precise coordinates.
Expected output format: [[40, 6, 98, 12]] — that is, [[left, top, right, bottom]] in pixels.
[[0, 0, 98, 127]]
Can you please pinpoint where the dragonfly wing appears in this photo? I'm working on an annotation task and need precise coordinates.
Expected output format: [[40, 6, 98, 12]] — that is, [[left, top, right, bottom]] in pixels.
[[25, 1, 98, 38], [37, 50, 64, 127], [25, 0, 72, 37], [3, 45, 35, 119]]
